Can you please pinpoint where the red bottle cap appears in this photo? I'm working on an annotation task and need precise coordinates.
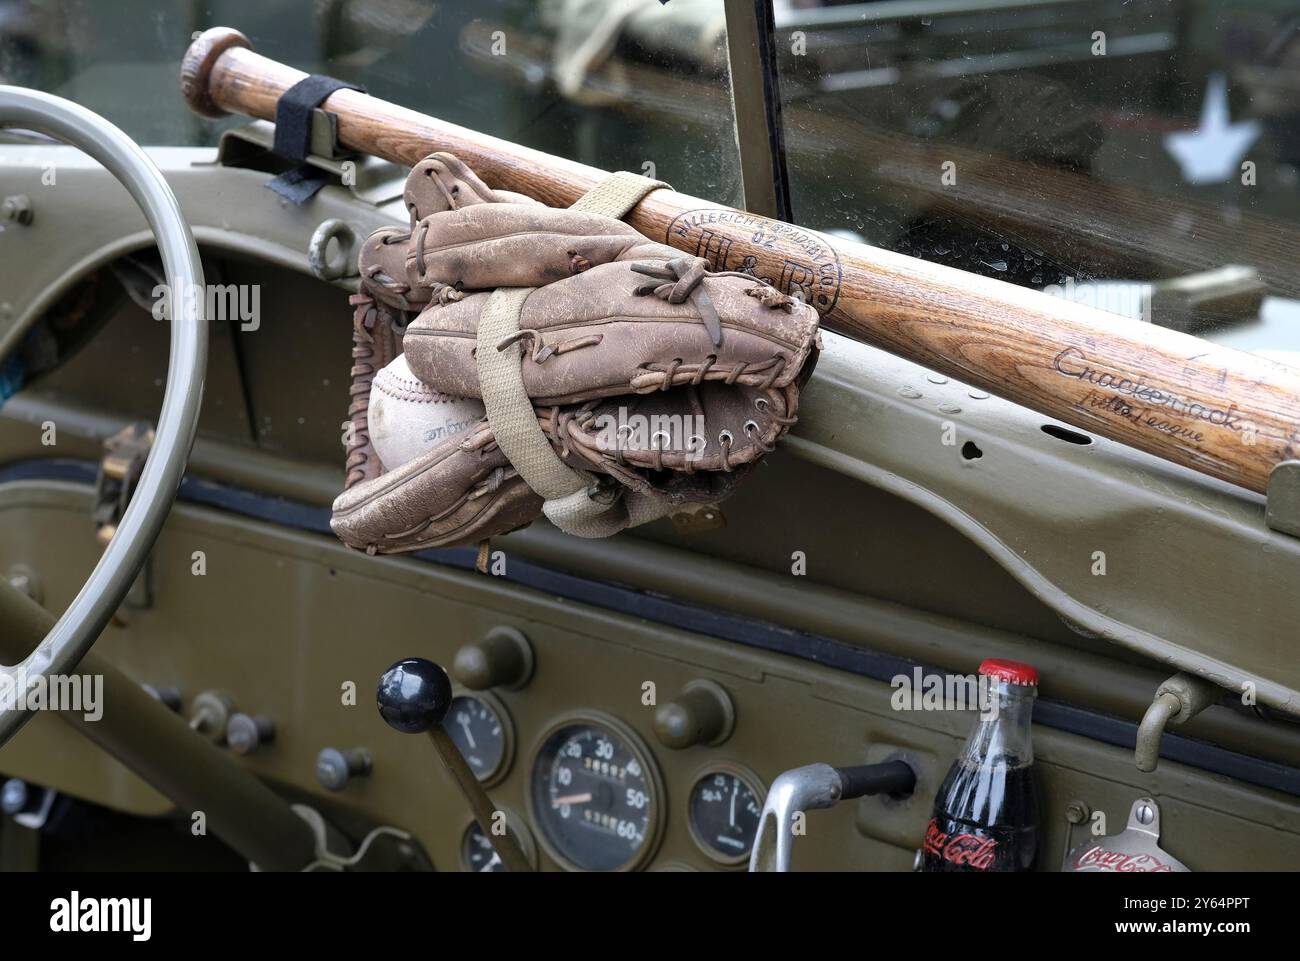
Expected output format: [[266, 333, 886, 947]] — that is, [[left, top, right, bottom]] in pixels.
[[978, 658, 1039, 686]]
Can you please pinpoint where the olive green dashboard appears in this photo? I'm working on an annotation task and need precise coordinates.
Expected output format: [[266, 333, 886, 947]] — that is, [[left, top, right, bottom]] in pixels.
[[0, 482, 1298, 871]]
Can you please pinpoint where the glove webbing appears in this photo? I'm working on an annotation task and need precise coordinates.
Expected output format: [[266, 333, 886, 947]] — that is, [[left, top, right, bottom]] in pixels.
[[475, 172, 669, 539]]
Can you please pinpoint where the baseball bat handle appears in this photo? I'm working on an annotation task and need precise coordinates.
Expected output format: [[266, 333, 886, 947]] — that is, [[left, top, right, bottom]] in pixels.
[[182, 27, 1300, 495]]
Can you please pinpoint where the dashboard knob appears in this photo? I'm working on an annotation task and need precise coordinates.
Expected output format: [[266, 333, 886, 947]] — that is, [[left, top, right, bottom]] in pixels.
[[1, 778, 35, 816], [315, 747, 373, 791], [227, 713, 275, 755], [142, 684, 182, 712], [452, 626, 533, 691], [377, 658, 454, 733], [188, 690, 237, 743], [654, 680, 735, 749]]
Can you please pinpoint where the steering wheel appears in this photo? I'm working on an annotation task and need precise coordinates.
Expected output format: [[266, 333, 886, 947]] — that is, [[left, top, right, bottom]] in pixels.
[[0, 87, 207, 747]]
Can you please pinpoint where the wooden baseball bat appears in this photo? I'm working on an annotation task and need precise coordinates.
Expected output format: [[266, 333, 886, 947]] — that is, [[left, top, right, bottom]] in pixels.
[[182, 27, 1300, 496]]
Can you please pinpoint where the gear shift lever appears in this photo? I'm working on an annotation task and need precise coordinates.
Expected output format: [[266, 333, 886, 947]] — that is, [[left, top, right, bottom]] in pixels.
[[377, 658, 532, 872]]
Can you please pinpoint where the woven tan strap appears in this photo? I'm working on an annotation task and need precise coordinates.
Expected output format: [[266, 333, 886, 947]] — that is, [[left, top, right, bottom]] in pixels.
[[570, 171, 668, 218], [474, 171, 670, 537], [476, 286, 580, 501]]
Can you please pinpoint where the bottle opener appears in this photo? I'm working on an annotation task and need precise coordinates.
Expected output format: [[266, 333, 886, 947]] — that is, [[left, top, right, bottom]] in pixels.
[[1063, 797, 1190, 872]]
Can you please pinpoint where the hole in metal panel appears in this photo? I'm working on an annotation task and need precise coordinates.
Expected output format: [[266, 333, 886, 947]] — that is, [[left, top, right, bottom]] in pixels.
[[1041, 424, 1093, 446]]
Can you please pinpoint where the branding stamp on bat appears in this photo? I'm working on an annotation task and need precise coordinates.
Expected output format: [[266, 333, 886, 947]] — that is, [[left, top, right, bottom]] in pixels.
[[1052, 346, 1246, 445], [666, 209, 842, 314]]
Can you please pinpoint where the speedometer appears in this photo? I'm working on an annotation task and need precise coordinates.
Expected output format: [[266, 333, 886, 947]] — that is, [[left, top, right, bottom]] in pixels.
[[528, 715, 664, 871]]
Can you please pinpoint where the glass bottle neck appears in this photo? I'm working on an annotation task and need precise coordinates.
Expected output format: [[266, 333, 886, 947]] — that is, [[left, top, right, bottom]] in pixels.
[[963, 681, 1036, 768]]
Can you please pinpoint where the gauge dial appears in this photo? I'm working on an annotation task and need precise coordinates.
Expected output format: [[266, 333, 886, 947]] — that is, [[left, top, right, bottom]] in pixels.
[[688, 766, 764, 864], [530, 716, 663, 871], [460, 812, 535, 873], [462, 822, 507, 873], [442, 693, 511, 784]]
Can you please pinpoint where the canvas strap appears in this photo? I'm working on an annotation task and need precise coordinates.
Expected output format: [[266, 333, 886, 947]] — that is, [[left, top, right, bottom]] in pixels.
[[474, 173, 670, 537]]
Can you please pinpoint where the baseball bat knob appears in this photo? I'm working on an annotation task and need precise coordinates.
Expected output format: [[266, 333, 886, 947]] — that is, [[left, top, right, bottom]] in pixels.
[[180, 26, 252, 119]]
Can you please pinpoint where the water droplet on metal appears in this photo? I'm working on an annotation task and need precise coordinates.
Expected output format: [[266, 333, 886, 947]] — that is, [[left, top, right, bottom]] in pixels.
[[898, 386, 923, 399], [926, 373, 948, 384]]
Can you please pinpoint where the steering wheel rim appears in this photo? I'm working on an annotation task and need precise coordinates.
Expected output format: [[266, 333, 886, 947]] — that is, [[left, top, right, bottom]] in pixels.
[[0, 87, 207, 746]]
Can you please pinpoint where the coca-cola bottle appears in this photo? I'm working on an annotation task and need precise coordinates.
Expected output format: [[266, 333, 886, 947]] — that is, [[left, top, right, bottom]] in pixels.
[[920, 658, 1040, 872]]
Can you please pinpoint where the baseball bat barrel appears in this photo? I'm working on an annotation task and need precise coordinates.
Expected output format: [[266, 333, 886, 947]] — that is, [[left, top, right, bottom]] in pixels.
[[181, 27, 1300, 496]]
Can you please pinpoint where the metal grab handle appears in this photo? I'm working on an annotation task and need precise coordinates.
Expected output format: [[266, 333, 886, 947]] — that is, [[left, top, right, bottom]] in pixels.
[[749, 760, 916, 872], [0, 87, 207, 747], [1134, 672, 1221, 772]]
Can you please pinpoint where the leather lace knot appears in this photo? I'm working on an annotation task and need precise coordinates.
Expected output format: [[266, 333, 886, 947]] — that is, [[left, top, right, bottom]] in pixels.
[[631, 257, 723, 346]]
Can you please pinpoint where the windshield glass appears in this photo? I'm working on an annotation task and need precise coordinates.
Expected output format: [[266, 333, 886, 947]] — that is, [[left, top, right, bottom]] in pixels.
[[0, 0, 743, 205], [3, 0, 1296, 355], [768, 0, 1300, 356]]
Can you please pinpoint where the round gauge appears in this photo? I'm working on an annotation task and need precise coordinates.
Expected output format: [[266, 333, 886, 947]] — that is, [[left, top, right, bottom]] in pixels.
[[460, 810, 536, 873], [442, 692, 513, 785], [529, 714, 664, 871], [688, 765, 765, 865]]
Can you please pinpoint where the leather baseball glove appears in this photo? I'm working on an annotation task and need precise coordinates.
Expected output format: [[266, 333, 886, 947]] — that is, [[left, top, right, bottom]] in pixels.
[[331, 152, 820, 556]]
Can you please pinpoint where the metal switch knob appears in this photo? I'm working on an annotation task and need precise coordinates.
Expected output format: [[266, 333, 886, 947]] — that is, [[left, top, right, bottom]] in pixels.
[[227, 713, 275, 755], [188, 690, 237, 743], [654, 680, 735, 749], [315, 747, 372, 791], [452, 626, 533, 690]]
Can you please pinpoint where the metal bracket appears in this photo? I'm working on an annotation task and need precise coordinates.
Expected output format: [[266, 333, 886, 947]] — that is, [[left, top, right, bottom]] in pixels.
[[284, 804, 429, 872], [1265, 460, 1300, 538], [214, 120, 406, 206], [93, 422, 155, 610], [93, 422, 154, 545]]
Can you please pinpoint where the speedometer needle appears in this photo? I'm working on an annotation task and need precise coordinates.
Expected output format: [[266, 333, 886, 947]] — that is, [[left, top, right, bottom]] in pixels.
[[552, 792, 593, 806]]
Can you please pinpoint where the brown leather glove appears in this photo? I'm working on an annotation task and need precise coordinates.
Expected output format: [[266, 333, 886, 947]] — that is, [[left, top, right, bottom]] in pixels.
[[331, 152, 820, 554]]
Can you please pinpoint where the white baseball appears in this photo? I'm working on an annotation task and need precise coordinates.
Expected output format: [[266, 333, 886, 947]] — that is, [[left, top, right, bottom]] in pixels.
[[368, 353, 485, 469]]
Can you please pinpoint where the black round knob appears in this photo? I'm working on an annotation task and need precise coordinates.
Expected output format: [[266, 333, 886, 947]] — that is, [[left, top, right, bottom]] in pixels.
[[377, 658, 453, 733]]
